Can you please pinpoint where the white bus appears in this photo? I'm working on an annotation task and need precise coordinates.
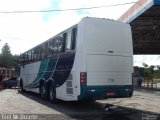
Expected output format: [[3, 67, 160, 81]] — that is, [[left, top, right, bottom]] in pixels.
[[18, 17, 133, 103]]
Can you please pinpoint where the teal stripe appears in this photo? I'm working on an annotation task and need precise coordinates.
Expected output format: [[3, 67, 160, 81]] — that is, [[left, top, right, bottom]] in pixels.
[[32, 59, 49, 85]]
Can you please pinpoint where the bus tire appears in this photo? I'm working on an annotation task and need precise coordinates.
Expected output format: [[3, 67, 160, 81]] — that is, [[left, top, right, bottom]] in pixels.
[[49, 82, 57, 103], [39, 82, 48, 100], [128, 91, 133, 97]]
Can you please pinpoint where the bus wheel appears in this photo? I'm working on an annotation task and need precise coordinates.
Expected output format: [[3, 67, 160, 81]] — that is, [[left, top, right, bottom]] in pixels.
[[49, 82, 57, 103], [39, 82, 48, 99]]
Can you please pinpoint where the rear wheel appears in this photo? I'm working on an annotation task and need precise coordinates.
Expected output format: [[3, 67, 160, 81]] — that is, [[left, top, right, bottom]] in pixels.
[[128, 90, 133, 97], [49, 82, 57, 103], [39, 82, 48, 99]]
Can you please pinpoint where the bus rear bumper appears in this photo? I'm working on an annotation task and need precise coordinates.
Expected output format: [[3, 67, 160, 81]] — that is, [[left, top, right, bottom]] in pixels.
[[78, 85, 133, 100]]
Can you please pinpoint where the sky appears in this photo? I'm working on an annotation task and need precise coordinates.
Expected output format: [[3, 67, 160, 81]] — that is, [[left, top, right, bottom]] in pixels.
[[0, 0, 159, 66]]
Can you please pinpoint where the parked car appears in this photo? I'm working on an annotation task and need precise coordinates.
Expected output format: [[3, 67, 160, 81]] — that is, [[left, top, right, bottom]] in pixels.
[[4, 77, 17, 88]]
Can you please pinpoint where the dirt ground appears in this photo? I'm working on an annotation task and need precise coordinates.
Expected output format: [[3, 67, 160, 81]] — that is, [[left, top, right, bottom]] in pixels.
[[0, 88, 159, 120]]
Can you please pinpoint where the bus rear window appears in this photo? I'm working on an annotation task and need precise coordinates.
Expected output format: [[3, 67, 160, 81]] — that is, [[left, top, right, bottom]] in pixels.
[[71, 27, 77, 50], [65, 27, 77, 52]]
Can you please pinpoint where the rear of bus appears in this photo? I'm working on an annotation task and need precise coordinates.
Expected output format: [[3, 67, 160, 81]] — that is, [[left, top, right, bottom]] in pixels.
[[77, 17, 133, 100]]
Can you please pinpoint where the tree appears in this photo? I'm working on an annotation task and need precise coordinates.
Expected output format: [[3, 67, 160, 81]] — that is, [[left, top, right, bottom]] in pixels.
[[142, 63, 148, 68], [140, 64, 160, 79], [0, 43, 18, 67], [154, 65, 160, 78], [156, 65, 160, 71], [10, 55, 19, 67], [1, 43, 12, 57], [148, 65, 155, 77]]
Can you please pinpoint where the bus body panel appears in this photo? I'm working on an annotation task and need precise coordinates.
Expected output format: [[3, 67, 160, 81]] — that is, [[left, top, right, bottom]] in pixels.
[[20, 52, 78, 101], [77, 17, 133, 100], [20, 59, 50, 93], [84, 18, 133, 86], [20, 61, 41, 89], [56, 70, 78, 101], [84, 18, 133, 55], [87, 55, 132, 86]]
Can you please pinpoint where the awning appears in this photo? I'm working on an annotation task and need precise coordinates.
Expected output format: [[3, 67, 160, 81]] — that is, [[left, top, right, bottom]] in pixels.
[[119, 0, 160, 54]]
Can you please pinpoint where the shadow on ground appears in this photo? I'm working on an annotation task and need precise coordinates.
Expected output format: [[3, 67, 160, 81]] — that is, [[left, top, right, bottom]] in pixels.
[[18, 91, 160, 120]]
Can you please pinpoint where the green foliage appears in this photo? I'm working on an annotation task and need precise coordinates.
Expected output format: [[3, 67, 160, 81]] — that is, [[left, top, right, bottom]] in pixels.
[[142, 63, 148, 68], [1, 43, 12, 57], [143, 65, 155, 77], [135, 63, 160, 79], [0, 43, 19, 67], [154, 70, 160, 79]]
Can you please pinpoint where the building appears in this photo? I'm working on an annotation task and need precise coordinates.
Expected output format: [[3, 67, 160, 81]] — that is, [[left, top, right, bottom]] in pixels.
[[0, 64, 16, 80]]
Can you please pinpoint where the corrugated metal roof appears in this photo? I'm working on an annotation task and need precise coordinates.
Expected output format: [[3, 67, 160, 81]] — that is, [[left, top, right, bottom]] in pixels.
[[119, 0, 160, 54]]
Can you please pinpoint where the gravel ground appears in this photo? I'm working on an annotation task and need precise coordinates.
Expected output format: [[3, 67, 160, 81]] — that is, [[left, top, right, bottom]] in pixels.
[[0, 89, 61, 114], [0, 89, 159, 120], [98, 89, 160, 113]]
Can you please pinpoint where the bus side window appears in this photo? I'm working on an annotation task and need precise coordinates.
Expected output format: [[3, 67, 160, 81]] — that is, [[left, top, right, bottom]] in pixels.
[[53, 38, 58, 54], [48, 40, 53, 57], [35, 47, 39, 61], [45, 42, 48, 58], [40, 44, 46, 59], [71, 27, 77, 50], [65, 30, 72, 52], [22, 54, 25, 64], [28, 50, 32, 62], [24, 52, 29, 63], [33, 49, 36, 61], [56, 34, 63, 53], [31, 50, 34, 61], [63, 33, 66, 52], [37, 46, 40, 60]]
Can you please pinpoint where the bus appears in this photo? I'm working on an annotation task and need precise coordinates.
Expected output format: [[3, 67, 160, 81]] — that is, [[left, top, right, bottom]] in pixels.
[[18, 17, 133, 103]]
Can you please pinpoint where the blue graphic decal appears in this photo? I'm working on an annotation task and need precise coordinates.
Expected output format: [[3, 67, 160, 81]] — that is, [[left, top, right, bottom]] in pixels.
[[30, 51, 75, 88]]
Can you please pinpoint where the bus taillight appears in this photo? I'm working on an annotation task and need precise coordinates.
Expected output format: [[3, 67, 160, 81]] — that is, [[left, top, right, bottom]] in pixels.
[[80, 72, 87, 86]]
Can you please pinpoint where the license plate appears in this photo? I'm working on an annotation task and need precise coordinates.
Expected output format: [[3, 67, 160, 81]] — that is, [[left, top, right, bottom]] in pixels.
[[106, 92, 115, 96]]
